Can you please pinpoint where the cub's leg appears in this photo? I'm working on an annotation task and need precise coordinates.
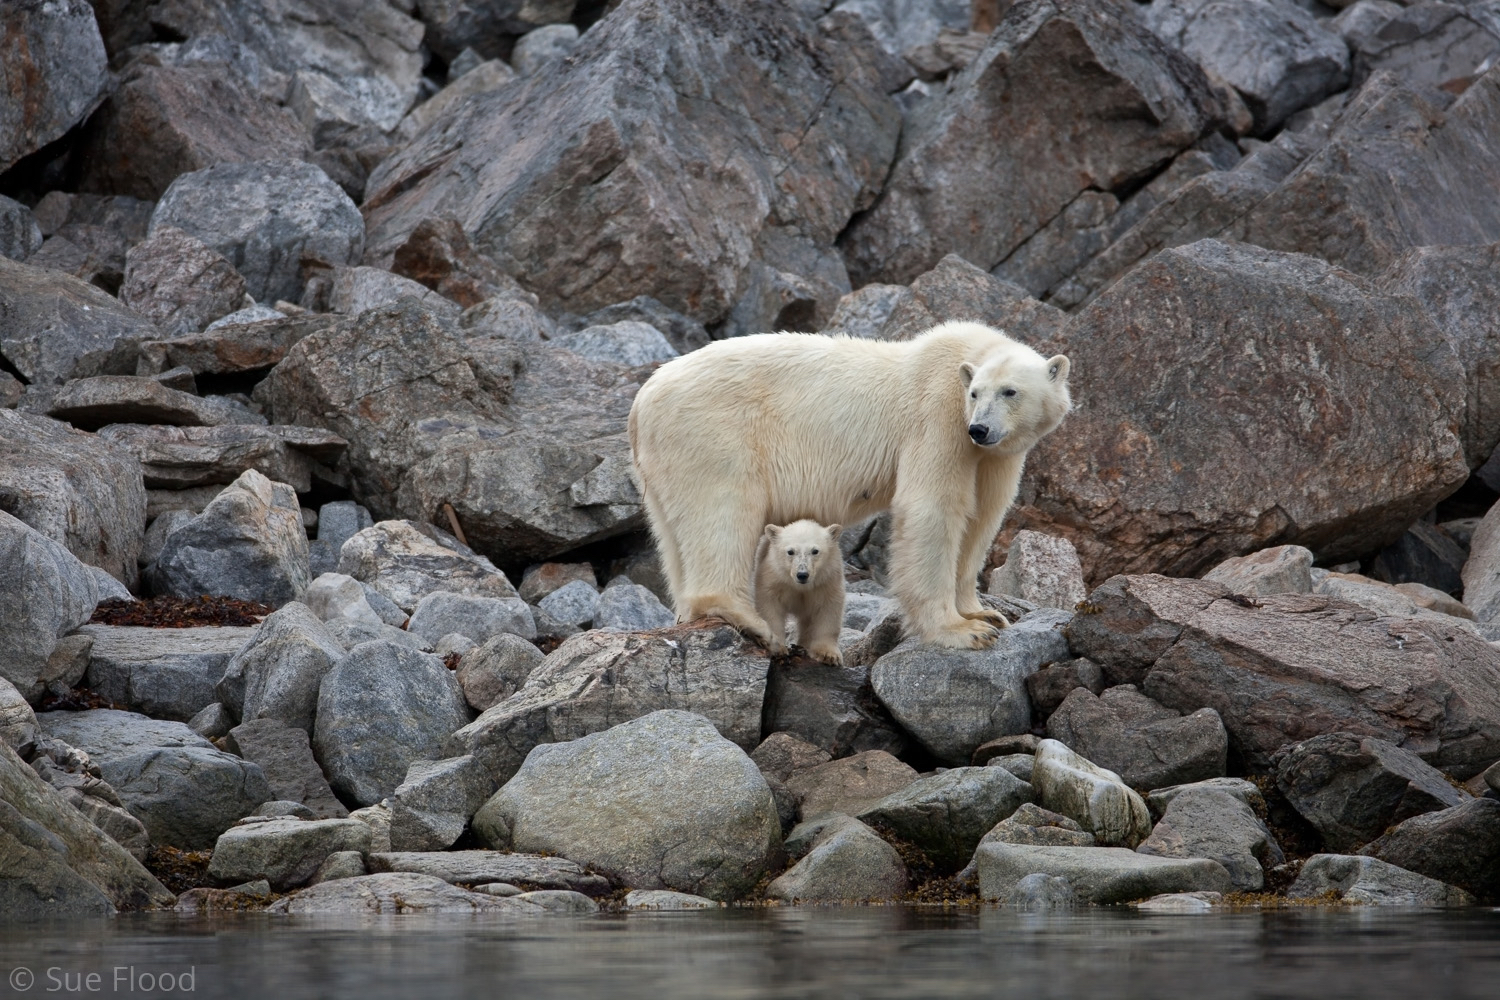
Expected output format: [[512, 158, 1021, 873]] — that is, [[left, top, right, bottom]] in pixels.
[[796, 595, 845, 666]]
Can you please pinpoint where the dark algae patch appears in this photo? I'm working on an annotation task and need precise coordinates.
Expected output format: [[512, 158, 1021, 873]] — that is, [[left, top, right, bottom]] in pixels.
[[91, 595, 272, 628]]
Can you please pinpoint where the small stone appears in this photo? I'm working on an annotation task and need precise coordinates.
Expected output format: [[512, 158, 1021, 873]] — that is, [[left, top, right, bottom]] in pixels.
[[1032, 739, 1152, 848], [1203, 546, 1316, 597], [518, 562, 597, 603], [979, 802, 1095, 849], [537, 579, 601, 629], [971, 734, 1040, 765], [1024, 657, 1105, 720], [593, 582, 674, 631], [986, 531, 1086, 610], [407, 591, 537, 644], [456, 633, 545, 712], [512, 889, 598, 914], [310, 850, 366, 885], [784, 750, 918, 821]]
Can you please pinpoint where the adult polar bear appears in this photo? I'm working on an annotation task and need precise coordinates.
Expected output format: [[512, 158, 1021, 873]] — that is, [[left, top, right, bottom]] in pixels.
[[628, 321, 1072, 649]]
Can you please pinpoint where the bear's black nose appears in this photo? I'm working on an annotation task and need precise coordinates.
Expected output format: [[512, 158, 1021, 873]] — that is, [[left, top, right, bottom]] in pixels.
[[796, 571, 809, 583], [968, 423, 989, 442]]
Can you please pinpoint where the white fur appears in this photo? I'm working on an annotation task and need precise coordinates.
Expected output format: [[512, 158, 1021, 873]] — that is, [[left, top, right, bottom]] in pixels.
[[628, 321, 1071, 649], [754, 519, 845, 664]]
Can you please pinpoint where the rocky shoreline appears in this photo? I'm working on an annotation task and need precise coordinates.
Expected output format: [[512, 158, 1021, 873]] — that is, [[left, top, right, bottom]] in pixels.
[[4, 0, 1500, 917]]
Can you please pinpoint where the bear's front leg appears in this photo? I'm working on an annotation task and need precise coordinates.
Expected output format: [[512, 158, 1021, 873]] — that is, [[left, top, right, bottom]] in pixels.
[[955, 455, 1023, 631]]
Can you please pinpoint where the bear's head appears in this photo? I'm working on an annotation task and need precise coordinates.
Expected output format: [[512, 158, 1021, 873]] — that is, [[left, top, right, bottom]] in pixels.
[[762, 519, 842, 588], [960, 350, 1071, 455]]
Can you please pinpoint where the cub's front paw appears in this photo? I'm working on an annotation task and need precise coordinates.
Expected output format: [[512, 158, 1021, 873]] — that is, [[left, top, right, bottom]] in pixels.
[[807, 644, 845, 666]]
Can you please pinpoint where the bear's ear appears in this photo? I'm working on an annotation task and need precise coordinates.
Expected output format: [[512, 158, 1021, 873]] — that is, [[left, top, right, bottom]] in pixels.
[[959, 362, 977, 387], [763, 524, 783, 539], [826, 524, 842, 542], [1046, 355, 1070, 383]]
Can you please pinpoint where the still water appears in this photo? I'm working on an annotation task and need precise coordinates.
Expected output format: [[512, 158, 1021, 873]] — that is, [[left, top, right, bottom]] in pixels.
[[2, 907, 1498, 1000]]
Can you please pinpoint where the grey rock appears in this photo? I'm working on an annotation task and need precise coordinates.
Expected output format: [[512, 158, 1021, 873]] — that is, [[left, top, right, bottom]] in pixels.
[[456, 633, 545, 712], [48, 375, 257, 431], [518, 562, 597, 603], [0, 679, 39, 753], [842, 594, 893, 631], [252, 800, 316, 820], [986, 531, 1087, 610], [144, 311, 331, 376], [857, 766, 1036, 868], [327, 266, 462, 322], [0, 0, 108, 173], [388, 755, 495, 852], [366, 850, 610, 894], [0, 256, 159, 387], [1066, 574, 1500, 777], [822, 283, 907, 340], [784, 750, 918, 821], [1349, 2, 1500, 91], [1010, 240, 1469, 583], [1135, 787, 1284, 891], [988, 754, 1036, 784], [449, 623, 769, 785], [364, 0, 898, 326], [80, 623, 258, 722], [511, 23, 580, 76], [870, 254, 1069, 345], [1289, 853, 1474, 906], [1460, 497, 1500, 624], [1148, 778, 1265, 817], [761, 652, 908, 759], [474, 711, 780, 901], [99, 422, 346, 494], [870, 609, 1071, 766], [1132, 890, 1223, 912], [150, 160, 364, 304], [301, 573, 383, 626], [1032, 739, 1153, 848], [1273, 732, 1468, 852], [840, 0, 1224, 286], [398, 59, 517, 141], [337, 520, 518, 613], [750, 732, 832, 784], [537, 579, 601, 628], [549, 321, 680, 367], [415, 0, 572, 61], [1202, 544, 1316, 597], [1361, 798, 1500, 900], [978, 802, 1095, 849], [1142, 0, 1350, 132], [266, 872, 520, 914], [207, 817, 371, 891], [317, 501, 373, 553], [593, 581, 675, 631], [458, 293, 555, 343], [407, 591, 537, 644], [313, 640, 469, 807], [151, 468, 311, 607], [1045, 685, 1228, 791], [766, 814, 907, 901], [623, 889, 720, 910], [118, 227, 249, 335], [976, 843, 1234, 904], [0, 741, 173, 916], [1004, 872, 1076, 909], [37, 635, 92, 700], [434, 634, 477, 660], [309, 850, 366, 884], [322, 618, 430, 653], [580, 297, 711, 356], [0, 510, 102, 703], [513, 888, 599, 914], [0, 194, 43, 262], [223, 718, 347, 819], [1024, 657, 1105, 719], [143, 510, 197, 566], [39, 709, 271, 849], [347, 802, 392, 853]]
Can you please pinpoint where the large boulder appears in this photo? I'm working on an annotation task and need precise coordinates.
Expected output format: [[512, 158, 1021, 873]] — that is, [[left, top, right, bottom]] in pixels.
[[217, 602, 345, 732], [0, 511, 101, 703], [256, 301, 651, 563], [0, 256, 159, 386], [1135, 786, 1283, 891], [1069, 574, 1500, 777], [207, 817, 370, 891], [0, 741, 173, 916], [313, 640, 469, 807], [1361, 798, 1500, 900], [1031, 739, 1152, 847], [39, 709, 271, 849], [1007, 240, 1468, 583], [97, 422, 347, 494], [1348, 3, 1500, 92], [150, 468, 311, 606], [765, 815, 908, 902], [1044, 685, 1228, 791], [449, 622, 769, 785], [1289, 853, 1474, 907], [839, 0, 1223, 286], [80, 623, 258, 722], [77, 63, 313, 201], [870, 609, 1071, 766], [363, 0, 899, 325], [150, 160, 364, 304], [855, 766, 1035, 869], [472, 710, 781, 901], [975, 842, 1233, 904], [336, 520, 517, 612], [783, 750, 919, 821], [0, 410, 145, 588], [1140, 0, 1350, 132], [1274, 732, 1470, 852], [0, 0, 109, 173]]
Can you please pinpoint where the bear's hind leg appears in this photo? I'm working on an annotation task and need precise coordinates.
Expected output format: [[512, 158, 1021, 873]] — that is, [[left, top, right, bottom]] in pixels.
[[676, 501, 773, 646], [642, 488, 689, 620]]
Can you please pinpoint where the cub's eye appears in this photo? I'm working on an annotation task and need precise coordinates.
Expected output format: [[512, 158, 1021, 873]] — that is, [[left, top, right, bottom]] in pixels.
[[810, 548, 819, 555], [969, 391, 977, 399], [1002, 388, 1017, 398], [786, 549, 795, 556]]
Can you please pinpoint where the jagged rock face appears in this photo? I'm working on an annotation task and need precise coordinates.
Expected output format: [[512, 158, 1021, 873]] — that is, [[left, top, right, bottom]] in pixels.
[[0, 0, 109, 173], [1005, 240, 1468, 583], [363, 0, 900, 324]]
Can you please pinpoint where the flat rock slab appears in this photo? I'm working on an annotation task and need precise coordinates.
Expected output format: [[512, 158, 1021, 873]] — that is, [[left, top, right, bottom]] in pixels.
[[1290, 854, 1474, 907], [366, 851, 610, 894], [266, 872, 529, 915], [79, 624, 257, 722], [97, 423, 346, 493], [47, 375, 247, 430], [207, 817, 371, 891], [976, 843, 1233, 904]]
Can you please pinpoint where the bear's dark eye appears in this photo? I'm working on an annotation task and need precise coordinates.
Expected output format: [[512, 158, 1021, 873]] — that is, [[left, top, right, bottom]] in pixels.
[[969, 391, 977, 399], [786, 549, 794, 556], [810, 548, 819, 555], [1002, 388, 1017, 398]]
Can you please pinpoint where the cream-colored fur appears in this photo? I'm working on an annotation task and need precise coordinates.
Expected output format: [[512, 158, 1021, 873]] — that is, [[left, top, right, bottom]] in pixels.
[[754, 519, 845, 664], [628, 321, 1071, 649]]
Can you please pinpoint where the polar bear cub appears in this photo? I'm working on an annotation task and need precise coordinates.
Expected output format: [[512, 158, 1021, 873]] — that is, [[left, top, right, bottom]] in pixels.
[[754, 519, 845, 664]]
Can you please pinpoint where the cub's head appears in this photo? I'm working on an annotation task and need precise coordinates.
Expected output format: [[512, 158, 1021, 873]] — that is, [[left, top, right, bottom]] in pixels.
[[960, 349, 1071, 454], [762, 519, 842, 587]]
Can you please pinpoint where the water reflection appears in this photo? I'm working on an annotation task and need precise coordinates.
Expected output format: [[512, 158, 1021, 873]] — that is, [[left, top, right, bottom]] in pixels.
[[1, 907, 1498, 999]]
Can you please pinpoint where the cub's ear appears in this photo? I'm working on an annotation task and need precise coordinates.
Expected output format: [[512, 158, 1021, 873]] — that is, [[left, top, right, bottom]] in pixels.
[[763, 524, 783, 539], [826, 524, 842, 542], [1046, 355, 1070, 383], [959, 362, 977, 387]]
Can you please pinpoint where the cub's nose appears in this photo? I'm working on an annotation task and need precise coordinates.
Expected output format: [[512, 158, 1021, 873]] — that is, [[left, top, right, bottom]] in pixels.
[[796, 571, 810, 584], [968, 423, 989, 443]]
